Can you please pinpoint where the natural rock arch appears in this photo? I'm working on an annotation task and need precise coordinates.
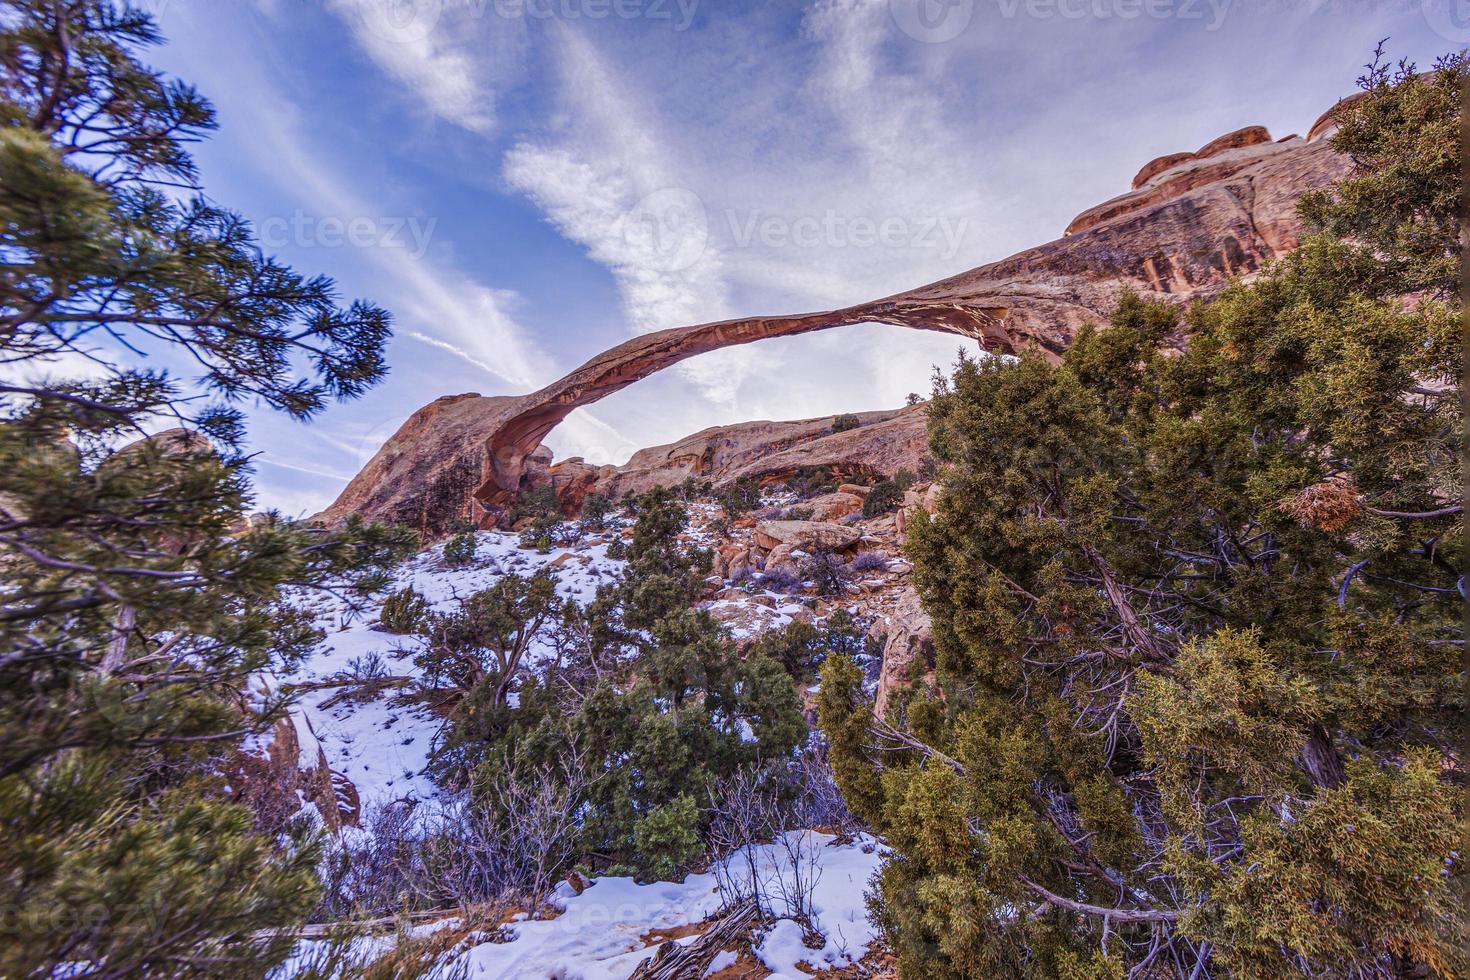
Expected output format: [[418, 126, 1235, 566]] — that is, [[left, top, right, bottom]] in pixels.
[[318, 107, 1355, 537], [475, 299, 1010, 512]]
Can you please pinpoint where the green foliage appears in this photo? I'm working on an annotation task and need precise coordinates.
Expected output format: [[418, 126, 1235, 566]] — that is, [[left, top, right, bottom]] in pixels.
[[815, 653, 884, 825], [442, 531, 477, 566], [718, 475, 762, 518], [633, 794, 704, 881], [510, 484, 561, 523], [675, 476, 713, 500], [1298, 48, 1465, 298], [0, 3, 415, 972], [823, 56, 1463, 977], [579, 492, 613, 529], [379, 586, 429, 635], [785, 465, 838, 498], [0, 765, 322, 978], [427, 487, 804, 878], [831, 413, 861, 433], [862, 478, 906, 516], [750, 612, 870, 682]]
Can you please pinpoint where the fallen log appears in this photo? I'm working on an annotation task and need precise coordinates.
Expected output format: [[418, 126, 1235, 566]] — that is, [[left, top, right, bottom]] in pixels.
[[630, 899, 757, 979]]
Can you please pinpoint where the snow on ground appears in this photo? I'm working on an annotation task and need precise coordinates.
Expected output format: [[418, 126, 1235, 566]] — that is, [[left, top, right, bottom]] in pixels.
[[446, 832, 884, 979], [273, 531, 628, 807], [268, 523, 890, 979]]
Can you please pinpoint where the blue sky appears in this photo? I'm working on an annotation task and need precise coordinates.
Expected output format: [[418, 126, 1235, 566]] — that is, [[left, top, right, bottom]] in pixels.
[[136, 0, 1449, 515]]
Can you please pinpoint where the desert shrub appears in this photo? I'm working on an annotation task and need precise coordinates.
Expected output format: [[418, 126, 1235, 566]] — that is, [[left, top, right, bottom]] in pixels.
[[785, 465, 838, 499], [831, 413, 860, 433], [917, 453, 939, 482], [779, 506, 814, 522], [442, 531, 477, 566], [906, 392, 923, 406], [632, 795, 704, 882], [750, 621, 825, 680], [379, 587, 429, 634], [510, 484, 561, 523], [518, 513, 561, 552], [749, 614, 869, 681], [718, 475, 762, 517], [427, 487, 805, 881], [861, 479, 905, 517], [800, 547, 850, 597], [676, 476, 713, 500], [822, 608, 868, 661], [579, 492, 613, 529], [759, 567, 802, 594], [605, 536, 628, 560], [317, 757, 592, 919], [849, 551, 888, 572]]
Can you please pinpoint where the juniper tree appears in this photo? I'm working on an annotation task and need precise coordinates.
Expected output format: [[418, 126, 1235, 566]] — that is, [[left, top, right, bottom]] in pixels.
[[427, 487, 805, 880], [820, 52, 1463, 978], [0, 2, 413, 975]]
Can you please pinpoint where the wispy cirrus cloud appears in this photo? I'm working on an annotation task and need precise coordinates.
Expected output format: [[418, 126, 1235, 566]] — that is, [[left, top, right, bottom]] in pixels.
[[324, 0, 527, 134]]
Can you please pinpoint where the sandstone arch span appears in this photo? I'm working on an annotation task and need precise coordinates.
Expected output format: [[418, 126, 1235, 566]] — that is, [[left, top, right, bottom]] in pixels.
[[474, 299, 1010, 512], [318, 106, 1354, 538]]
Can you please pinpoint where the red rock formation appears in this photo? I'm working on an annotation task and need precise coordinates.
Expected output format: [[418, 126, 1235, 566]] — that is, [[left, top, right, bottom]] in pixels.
[[318, 99, 1359, 537]]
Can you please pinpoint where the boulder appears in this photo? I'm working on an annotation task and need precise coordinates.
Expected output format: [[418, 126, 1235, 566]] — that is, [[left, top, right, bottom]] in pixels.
[[895, 483, 942, 537], [803, 491, 866, 522], [705, 598, 788, 640], [874, 586, 935, 720], [726, 548, 753, 582], [753, 520, 862, 553], [228, 707, 359, 831], [763, 543, 801, 579], [1195, 124, 1271, 159], [1131, 151, 1196, 189], [837, 483, 872, 498]]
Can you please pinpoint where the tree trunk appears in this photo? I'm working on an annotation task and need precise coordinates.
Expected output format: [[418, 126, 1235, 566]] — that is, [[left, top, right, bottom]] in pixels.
[[630, 900, 757, 979], [1297, 726, 1345, 789]]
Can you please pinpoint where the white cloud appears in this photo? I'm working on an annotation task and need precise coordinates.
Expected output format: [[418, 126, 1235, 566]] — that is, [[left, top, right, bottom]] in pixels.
[[502, 28, 732, 338], [325, 0, 528, 134]]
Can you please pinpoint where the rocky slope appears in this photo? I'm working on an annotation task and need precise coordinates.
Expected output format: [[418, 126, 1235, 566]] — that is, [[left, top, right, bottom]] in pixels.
[[537, 404, 931, 515], [317, 97, 1360, 539]]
